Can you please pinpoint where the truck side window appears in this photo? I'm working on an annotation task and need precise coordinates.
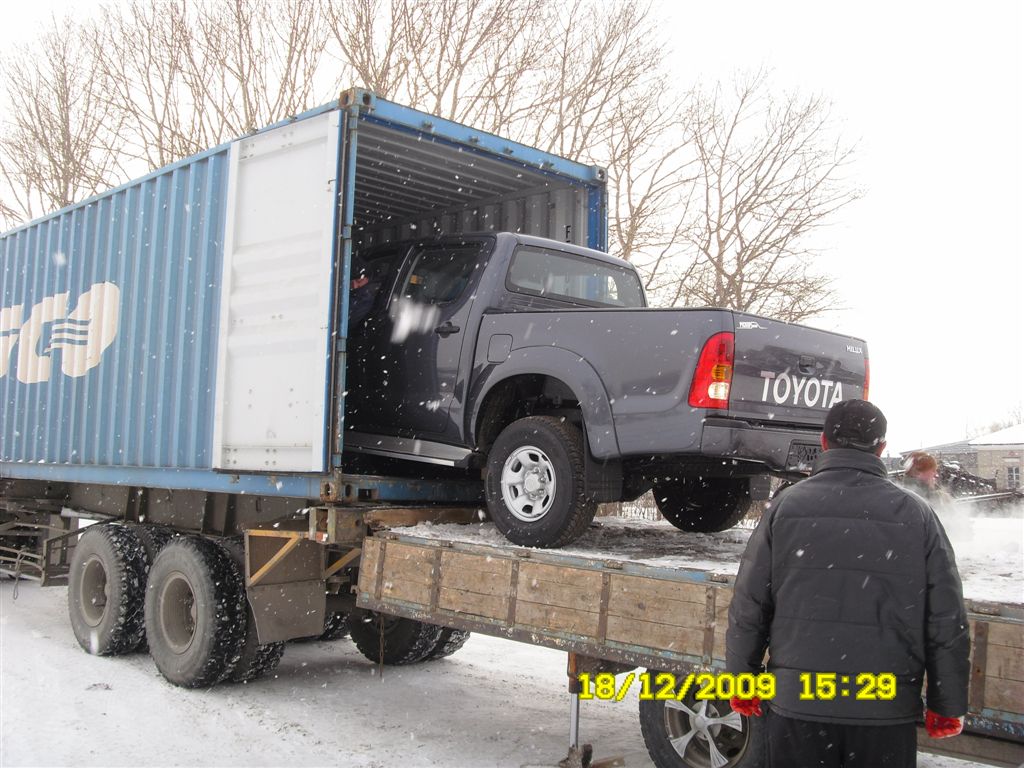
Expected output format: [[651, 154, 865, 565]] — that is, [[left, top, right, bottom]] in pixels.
[[401, 243, 485, 304], [507, 246, 645, 308]]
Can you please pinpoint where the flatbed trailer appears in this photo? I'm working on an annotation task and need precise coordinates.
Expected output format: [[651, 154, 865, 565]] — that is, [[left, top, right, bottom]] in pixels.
[[353, 525, 1024, 768]]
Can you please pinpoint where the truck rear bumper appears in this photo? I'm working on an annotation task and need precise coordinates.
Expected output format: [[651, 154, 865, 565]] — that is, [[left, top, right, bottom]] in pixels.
[[700, 417, 822, 474]]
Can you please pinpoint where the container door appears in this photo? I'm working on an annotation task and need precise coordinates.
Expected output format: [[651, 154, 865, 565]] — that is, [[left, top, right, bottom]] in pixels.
[[212, 111, 341, 473], [348, 239, 490, 438]]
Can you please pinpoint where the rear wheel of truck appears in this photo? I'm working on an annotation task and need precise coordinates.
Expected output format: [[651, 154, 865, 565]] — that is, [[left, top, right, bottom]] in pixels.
[[485, 416, 596, 547], [144, 536, 247, 688], [348, 612, 445, 665], [639, 680, 764, 768], [424, 627, 471, 660], [67, 523, 148, 656], [652, 478, 753, 533]]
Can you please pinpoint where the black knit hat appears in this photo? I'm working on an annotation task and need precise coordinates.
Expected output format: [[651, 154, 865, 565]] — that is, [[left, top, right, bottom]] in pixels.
[[824, 399, 887, 451]]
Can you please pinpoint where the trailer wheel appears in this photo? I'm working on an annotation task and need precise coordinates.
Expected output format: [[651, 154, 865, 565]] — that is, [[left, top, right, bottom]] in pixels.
[[228, 607, 285, 684], [67, 523, 148, 656], [485, 416, 596, 547], [130, 523, 176, 567], [348, 612, 445, 665], [145, 537, 247, 688], [652, 478, 753, 533], [424, 627, 471, 661], [319, 611, 350, 641], [639, 680, 764, 768]]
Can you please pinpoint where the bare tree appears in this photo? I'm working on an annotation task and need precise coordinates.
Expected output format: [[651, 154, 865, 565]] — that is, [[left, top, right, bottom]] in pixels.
[[0, 16, 123, 224], [654, 72, 861, 321]]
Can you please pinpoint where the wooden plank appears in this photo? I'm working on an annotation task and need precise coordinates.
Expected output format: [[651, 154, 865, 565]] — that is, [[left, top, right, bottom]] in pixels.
[[382, 578, 432, 605], [516, 599, 600, 636], [606, 614, 704, 653], [357, 538, 381, 594], [441, 550, 514, 579], [969, 621, 988, 713], [364, 506, 479, 528], [987, 642, 1024, 682], [324, 547, 361, 579], [985, 677, 1024, 714], [439, 586, 508, 620], [988, 621, 1024, 650], [440, 567, 513, 597], [517, 572, 602, 613], [519, 562, 603, 592], [609, 573, 706, 607], [606, 590, 706, 628], [382, 542, 436, 584]]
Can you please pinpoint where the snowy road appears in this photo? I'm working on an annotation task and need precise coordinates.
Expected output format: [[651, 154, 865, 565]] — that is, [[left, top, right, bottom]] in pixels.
[[0, 580, 994, 767]]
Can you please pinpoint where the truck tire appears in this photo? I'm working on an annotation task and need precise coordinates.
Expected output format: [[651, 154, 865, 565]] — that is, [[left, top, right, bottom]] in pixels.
[[67, 523, 148, 656], [639, 679, 764, 768], [125, 523, 177, 652], [485, 416, 597, 547], [144, 536, 247, 688], [424, 627, 471, 661], [130, 523, 176, 567], [348, 612, 445, 665], [652, 478, 753, 533], [228, 608, 286, 683], [210, 536, 286, 683]]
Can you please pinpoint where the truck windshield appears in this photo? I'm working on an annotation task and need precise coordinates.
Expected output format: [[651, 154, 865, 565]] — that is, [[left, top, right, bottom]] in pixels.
[[507, 246, 645, 308]]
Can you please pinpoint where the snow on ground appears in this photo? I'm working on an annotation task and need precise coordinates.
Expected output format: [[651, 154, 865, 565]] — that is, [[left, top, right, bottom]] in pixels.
[[404, 504, 1024, 606], [0, 581, 992, 767]]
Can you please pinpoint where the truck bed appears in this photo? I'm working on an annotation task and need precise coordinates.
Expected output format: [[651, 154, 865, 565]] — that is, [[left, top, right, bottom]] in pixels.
[[356, 518, 1023, 758]]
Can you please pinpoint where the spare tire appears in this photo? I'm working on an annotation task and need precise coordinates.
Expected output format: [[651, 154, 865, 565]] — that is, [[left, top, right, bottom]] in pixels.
[[67, 523, 148, 656]]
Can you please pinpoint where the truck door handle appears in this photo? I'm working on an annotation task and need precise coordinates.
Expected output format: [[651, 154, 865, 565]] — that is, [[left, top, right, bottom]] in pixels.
[[435, 321, 461, 338], [798, 355, 816, 375]]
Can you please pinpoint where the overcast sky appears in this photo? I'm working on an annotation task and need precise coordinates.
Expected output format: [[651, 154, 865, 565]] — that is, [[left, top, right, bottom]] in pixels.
[[2, 0, 1021, 455]]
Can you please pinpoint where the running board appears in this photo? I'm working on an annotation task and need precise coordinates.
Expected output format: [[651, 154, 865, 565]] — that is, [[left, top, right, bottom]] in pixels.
[[343, 432, 475, 468]]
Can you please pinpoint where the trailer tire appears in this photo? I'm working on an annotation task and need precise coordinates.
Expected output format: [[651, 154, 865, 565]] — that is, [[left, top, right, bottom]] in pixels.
[[652, 477, 753, 533], [67, 523, 148, 656], [131, 524, 176, 567], [639, 679, 764, 768], [228, 609, 285, 684], [145, 536, 247, 688], [485, 416, 596, 548], [424, 627, 471, 661], [348, 612, 445, 665], [319, 611, 350, 641]]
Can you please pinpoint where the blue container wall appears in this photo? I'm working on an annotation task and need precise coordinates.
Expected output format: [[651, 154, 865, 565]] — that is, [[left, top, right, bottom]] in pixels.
[[1, 151, 228, 469]]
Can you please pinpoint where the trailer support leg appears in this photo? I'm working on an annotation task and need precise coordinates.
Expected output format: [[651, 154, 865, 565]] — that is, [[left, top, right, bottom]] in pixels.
[[559, 652, 593, 768]]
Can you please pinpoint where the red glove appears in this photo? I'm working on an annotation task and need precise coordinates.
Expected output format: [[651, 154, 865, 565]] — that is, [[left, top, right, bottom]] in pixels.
[[730, 696, 763, 717], [925, 709, 963, 738]]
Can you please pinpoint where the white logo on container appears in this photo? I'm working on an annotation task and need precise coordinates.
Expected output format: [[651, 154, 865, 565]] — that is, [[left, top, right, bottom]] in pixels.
[[0, 282, 121, 383]]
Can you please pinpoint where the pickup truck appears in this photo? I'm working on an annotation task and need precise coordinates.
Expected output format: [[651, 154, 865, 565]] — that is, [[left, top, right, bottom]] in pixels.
[[343, 232, 869, 546]]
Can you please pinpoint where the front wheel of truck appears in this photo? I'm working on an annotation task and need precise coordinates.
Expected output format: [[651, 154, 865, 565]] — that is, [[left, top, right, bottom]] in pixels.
[[652, 477, 753, 533], [485, 416, 596, 548], [639, 680, 764, 768]]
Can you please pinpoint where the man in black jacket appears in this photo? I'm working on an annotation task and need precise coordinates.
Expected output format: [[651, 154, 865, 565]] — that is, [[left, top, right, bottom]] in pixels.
[[726, 399, 970, 767]]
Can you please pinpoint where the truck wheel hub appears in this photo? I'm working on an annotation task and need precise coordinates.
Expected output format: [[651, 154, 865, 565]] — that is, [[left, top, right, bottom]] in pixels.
[[501, 446, 557, 522]]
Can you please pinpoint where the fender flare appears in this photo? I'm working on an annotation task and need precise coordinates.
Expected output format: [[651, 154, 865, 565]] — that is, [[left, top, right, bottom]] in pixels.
[[468, 345, 620, 460]]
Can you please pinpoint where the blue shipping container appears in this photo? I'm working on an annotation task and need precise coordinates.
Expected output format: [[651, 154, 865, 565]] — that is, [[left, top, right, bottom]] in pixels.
[[1, 91, 606, 499]]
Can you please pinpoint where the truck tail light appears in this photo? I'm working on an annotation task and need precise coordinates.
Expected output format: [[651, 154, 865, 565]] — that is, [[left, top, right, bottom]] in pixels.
[[863, 358, 870, 401], [689, 332, 734, 409]]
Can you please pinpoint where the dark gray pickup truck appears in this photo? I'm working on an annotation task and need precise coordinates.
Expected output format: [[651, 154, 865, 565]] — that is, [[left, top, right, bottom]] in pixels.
[[344, 232, 868, 546]]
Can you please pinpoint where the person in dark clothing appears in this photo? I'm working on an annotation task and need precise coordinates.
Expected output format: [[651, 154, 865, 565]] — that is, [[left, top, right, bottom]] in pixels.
[[348, 257, 388, 327], [726, 399, 970, 767]]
